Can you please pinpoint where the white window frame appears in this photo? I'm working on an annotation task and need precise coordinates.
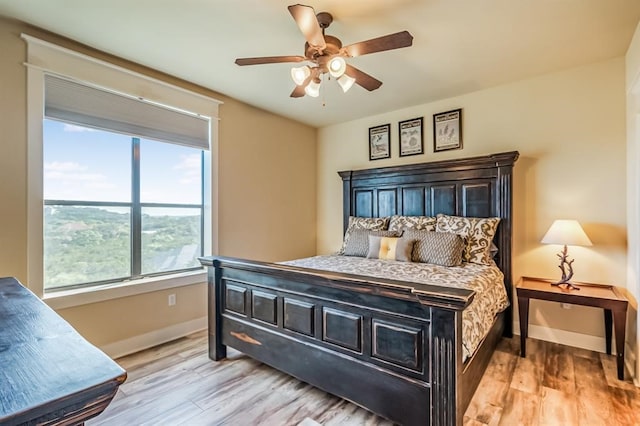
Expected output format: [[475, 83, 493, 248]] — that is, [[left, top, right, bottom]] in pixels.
[[23, 34, 221, 309]]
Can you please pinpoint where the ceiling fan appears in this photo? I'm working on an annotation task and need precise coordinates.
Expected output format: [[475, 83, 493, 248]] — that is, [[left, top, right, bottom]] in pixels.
[[234, 4, 414, 98]]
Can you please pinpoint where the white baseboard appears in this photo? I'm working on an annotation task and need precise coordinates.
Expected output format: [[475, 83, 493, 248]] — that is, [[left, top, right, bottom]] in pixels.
[[514, 321, 639, 386], [100, 316, 207, 359], [514, 321, 609, 353]]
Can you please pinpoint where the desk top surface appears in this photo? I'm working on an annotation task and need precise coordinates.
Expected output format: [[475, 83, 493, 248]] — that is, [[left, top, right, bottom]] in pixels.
[[0, 277, 126, 424], [516, 276, 627, 303]]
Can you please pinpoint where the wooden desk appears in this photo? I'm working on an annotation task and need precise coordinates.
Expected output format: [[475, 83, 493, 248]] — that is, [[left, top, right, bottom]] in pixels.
[[0, 277, 126, 425], [516, 276, 628, 380]]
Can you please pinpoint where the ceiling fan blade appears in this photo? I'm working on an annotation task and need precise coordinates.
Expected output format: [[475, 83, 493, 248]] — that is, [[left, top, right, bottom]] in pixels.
[[344, 31, 413, 57], [288, 4, 326, 50], [235, 56, 306, 66], [290, 85, 306, 98], [345, 64, 382, 91]]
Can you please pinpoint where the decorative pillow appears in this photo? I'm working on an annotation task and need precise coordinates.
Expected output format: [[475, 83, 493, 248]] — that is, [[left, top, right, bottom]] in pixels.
[[339, 216, 390, 254], [388, 215, 437, 232], [403, 230, 464, 266], [435, 214, 500, 265], [366, 235, 415, 262], [343, 229, 398, 257]]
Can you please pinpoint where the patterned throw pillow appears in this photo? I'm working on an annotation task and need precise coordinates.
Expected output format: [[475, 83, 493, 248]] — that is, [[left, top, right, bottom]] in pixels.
[[343, 230, 398, 257], [388, 215, 437, 232], [403, 230, 464, 266], [435, 214, 500, 265], [339, 216, 390, 254], [366, 235, 415, 262]]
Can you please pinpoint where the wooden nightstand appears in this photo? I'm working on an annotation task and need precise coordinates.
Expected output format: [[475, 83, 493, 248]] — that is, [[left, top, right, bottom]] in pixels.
[[516, 276, 628, 380]]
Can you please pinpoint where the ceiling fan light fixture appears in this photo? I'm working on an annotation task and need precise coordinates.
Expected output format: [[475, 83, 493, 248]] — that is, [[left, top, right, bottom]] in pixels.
[[337, 74, 356, 93], [291, 65, 311, 86], [304, 78, 321, 97], [328, 56, 346, 78]]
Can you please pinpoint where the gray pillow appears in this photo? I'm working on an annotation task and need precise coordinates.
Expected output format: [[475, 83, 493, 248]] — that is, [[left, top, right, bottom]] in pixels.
[[366, 235, 415, 262], [338, 216, 390, 254], [343, 229, 398, 257], [402, 230, 465, 266]]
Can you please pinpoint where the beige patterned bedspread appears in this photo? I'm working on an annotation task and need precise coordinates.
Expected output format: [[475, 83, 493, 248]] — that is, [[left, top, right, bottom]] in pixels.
[[282, 255, 508, 361]]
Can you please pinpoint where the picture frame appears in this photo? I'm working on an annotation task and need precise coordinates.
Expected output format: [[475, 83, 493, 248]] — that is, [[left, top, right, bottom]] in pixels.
[[433, 108, 462, 152], [398, 117, 424, 157], [369, 124, 391, 160]]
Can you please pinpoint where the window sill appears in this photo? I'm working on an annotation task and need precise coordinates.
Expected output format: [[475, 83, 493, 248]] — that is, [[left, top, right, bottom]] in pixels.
[[43, 269, 207, 310]]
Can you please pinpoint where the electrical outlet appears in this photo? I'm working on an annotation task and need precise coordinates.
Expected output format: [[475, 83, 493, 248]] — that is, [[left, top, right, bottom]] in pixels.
[[561, 303, 572, 309], [168, 294, 176, 306]]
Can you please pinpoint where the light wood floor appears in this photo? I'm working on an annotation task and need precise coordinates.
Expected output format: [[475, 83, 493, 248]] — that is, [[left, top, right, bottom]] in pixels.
[[87, 331, 640, 425]]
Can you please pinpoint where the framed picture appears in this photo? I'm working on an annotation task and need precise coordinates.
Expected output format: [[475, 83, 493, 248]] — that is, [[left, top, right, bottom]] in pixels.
[[398, 117, 423, 157], [433, 108, 462, 152], [369, 124, 391, 160]]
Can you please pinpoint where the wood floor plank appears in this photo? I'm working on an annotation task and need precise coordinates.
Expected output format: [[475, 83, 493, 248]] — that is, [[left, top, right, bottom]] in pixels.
[[495, 335, 520, 355], [608, 386, 640, 426], [465, 376, 507, 425], [498, 388, 540, 426], [321, 401, 392, 426], [510, 338, 546, 395], [538, 386, 577, 426], [573, 355, 615, 425], [87, 335, 640, 426], [542, 342, 575, 394], [482, 349, 518, 384]]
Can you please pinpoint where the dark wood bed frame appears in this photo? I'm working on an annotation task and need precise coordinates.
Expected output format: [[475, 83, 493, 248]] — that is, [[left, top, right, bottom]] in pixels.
[[199, 151, 519, 426]]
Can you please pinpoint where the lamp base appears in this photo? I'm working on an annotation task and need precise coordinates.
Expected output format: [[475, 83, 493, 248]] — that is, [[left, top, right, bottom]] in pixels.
[[551, 245, 580, 291]]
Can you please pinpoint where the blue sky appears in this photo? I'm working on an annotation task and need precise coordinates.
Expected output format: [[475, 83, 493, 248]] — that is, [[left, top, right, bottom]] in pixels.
[[43, 119, 202, 205]]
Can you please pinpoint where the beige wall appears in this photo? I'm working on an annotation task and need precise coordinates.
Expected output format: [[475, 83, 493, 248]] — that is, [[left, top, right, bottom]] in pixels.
[[218, 100, 317, 262], [318, 58, 628, 343], [626, 21, 640, 382], [0, 17, 317, 348]]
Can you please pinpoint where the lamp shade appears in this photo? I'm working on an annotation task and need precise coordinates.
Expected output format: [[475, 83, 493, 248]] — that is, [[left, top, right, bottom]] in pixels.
[[304, 78, 321, 97], [541, 220, 592, 247], [328, 56, 346, 78], [337, 74, 355, 93], [291, 65, 311, 86]]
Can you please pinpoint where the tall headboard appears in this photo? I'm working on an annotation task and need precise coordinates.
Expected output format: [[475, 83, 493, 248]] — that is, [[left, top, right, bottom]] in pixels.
[[338, 151, 519, 336]]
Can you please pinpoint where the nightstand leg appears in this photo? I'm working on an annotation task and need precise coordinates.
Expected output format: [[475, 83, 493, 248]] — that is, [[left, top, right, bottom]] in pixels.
[[518, 296, 530, 357], [613, 308, 627, 380], [604, 309, 612, 355]]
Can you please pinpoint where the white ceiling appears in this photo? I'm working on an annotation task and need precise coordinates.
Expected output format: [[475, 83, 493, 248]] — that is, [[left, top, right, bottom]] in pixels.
[[2, 0, 640, 128]]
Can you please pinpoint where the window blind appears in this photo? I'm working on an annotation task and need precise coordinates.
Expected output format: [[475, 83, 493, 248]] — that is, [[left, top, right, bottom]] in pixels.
[[44, 74, 210, 150]]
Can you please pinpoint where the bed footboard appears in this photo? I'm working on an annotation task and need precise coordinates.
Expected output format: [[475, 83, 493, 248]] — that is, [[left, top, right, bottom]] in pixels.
[[200, 256, 477, 426]]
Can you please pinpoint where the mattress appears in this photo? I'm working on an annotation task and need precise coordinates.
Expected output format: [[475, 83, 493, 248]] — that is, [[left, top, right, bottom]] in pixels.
[[282, 255, 508, 361]]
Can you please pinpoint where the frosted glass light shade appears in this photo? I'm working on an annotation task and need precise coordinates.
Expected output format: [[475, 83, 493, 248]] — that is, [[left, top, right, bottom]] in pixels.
[[328, 56, 346, 78], [291, 66, 311, 86], [541, 220, 592, 246], [304, 79, 321, 97], [337, 74, 355, 93]]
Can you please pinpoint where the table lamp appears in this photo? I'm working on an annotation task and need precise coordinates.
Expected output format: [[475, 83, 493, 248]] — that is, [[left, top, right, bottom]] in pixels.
[[541, 219, 592, 290]]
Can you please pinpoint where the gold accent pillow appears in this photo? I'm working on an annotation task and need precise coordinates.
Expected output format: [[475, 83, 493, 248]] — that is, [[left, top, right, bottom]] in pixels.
[[366, 235, 415, 262], [339, 216, 390, 254], [435, 214, 500, 265], [388, 215, 437, 232]]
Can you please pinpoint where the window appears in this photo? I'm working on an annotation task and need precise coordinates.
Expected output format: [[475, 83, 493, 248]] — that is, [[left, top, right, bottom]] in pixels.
[[43, 120, 204, 290], [25, 34, 220, 302]]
